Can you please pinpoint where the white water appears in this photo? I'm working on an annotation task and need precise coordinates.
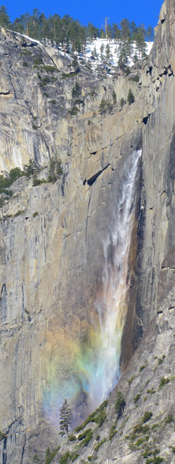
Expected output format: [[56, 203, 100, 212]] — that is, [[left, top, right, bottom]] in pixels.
[[91, 150, 142, 405], [43, 150, 142, 426]]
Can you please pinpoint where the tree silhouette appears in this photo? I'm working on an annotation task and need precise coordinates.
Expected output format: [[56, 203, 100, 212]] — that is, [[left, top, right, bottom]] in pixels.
[[0, 5, 11, 28], [128, 88, 135, 105], [115, 391, 126, 419], [59, 399, 72, 436]]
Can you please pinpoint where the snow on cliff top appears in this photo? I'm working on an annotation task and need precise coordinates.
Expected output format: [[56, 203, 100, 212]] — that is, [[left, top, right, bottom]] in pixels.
[[83, 37, 153, 70], [11, 30, 153, 73]]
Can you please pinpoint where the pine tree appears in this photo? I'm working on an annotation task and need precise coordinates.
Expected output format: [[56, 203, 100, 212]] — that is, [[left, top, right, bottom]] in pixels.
[[118, 39, 133, 71], [100, 43, 104, 62], [72, 55, 80, 73], [48, 154, 63, 183], [113, 23, 121, 41], [0, 6, 11, 28], [120, 18, 131, 40], [100, 28, 105, 38], [135, 26, 146, 59], [115, 391, 126, 419], [106, 43, 111, 64], [59, 399, 72, 436], [127, 88, 135, 105], [112, 91, 116, 105], [24, 159, 39, 178], [146, 25, 154, 42]]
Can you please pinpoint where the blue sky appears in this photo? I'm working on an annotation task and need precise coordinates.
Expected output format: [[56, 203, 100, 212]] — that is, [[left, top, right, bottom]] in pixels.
[[6, 0, 163, 29]]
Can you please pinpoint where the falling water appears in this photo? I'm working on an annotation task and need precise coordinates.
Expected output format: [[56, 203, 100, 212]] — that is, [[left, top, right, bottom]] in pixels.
[[89, 149, 142, 406], [43, 150, 142, 426]]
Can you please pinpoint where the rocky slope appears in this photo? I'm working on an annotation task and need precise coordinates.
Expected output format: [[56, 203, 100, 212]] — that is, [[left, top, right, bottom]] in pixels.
[[53, 306, 175, 464], [0, 0, 175, 463]]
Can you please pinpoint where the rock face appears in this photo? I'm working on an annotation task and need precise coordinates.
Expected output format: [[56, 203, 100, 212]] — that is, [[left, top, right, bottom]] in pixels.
[[52, 307, 175, 464], [136, 0, 175, 327], [1, 0, 175, 463], [121, 0, 175, 366]]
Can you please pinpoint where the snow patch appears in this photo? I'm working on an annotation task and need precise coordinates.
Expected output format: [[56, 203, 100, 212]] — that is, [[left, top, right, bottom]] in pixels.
[[83, 38, 153, 71]]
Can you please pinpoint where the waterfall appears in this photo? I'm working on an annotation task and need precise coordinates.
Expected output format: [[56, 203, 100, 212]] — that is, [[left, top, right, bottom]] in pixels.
[[43, 150, 142, 427], [89, 149, 142, 407]]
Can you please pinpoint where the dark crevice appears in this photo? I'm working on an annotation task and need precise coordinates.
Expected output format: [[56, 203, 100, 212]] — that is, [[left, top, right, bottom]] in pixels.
[[142, 114, 151, 125], [3, 436, 7, 450], [161, 18, 165, 24], [2, 452, 7, 464], [160, 65, 173, 78], [90, 151, 97, 156], [61, 173, 67, 197], [146, 66, 152, 76], [2, 436, 7, 464], [168, 65, 174, 76], [21, 41, 37, 48], [0, 91, 10, 95], [85, 189, 93, 242], [86, 164, 110, 186], [1, 283, 6, 296], [20, 435, 26, 464]]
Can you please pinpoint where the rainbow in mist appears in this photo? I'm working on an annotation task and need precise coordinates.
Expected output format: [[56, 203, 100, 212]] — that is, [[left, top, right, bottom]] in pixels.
[[43, 150, 141, 427]]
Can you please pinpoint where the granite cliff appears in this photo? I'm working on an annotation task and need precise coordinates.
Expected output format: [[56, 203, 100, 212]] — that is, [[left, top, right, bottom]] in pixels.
[[0, 0, 175, 463]]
